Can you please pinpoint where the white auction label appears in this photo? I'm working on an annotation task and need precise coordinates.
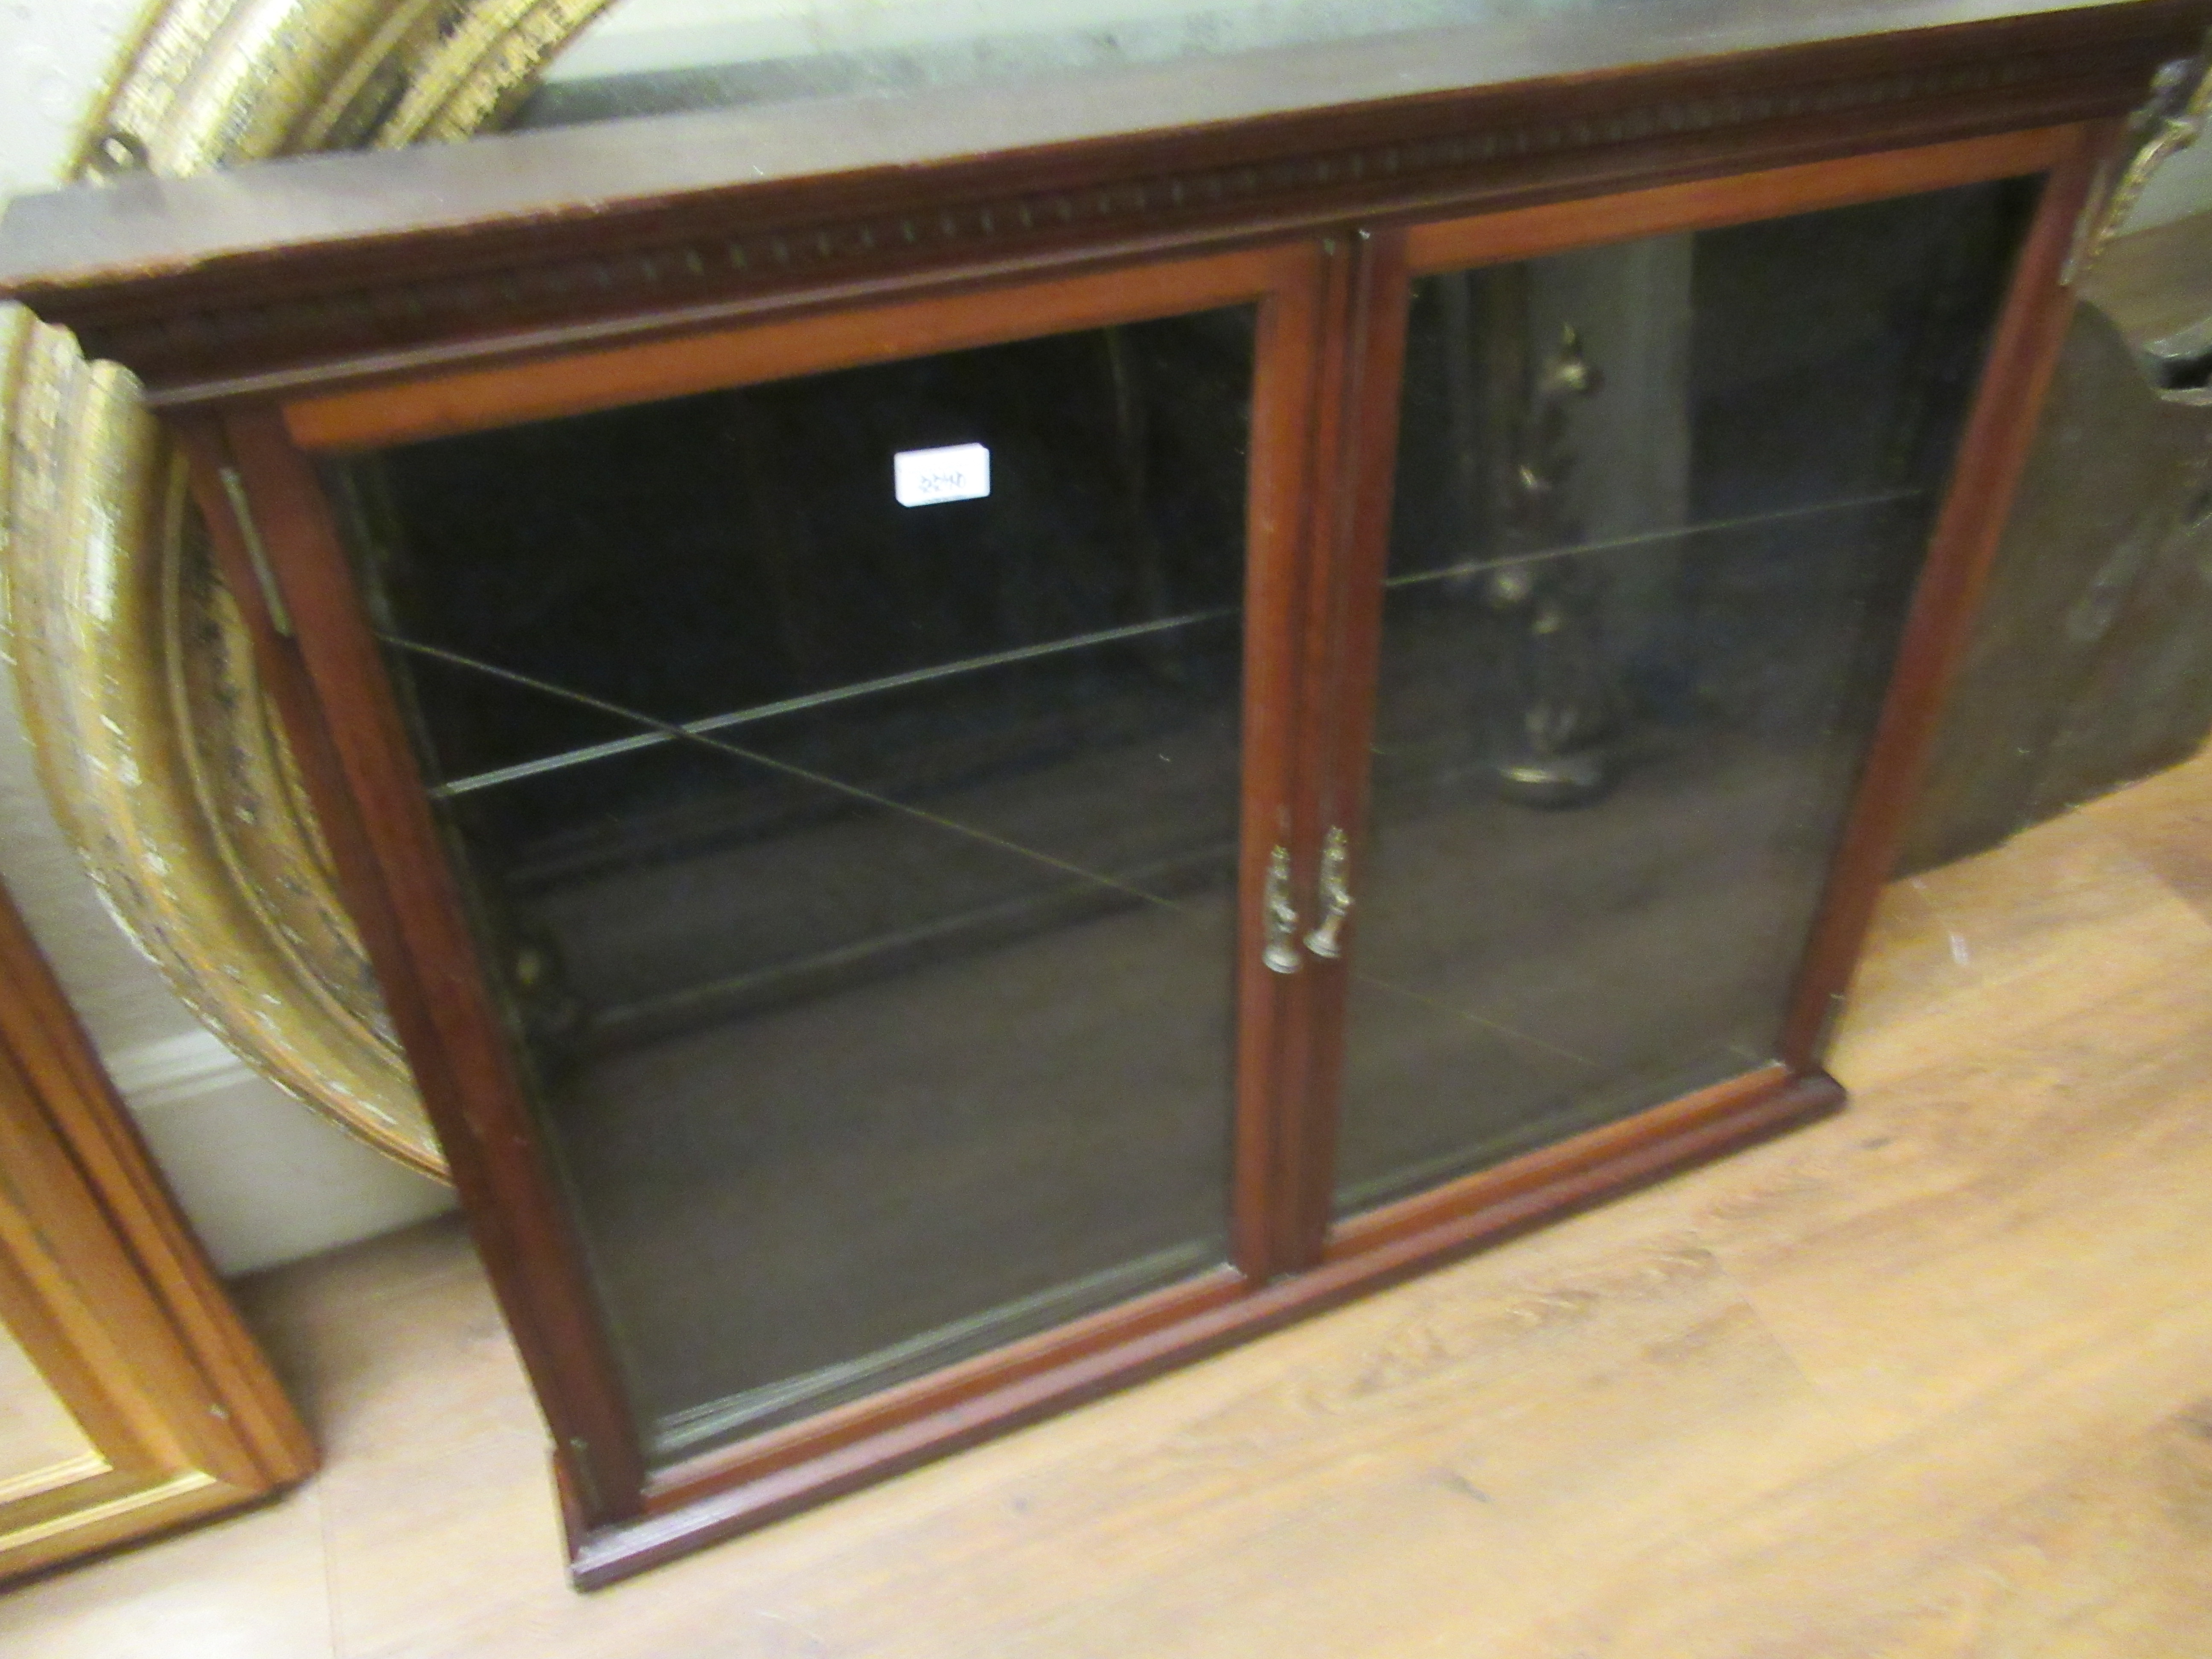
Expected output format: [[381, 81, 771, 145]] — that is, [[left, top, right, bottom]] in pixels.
[[893, 442, 991, 507]]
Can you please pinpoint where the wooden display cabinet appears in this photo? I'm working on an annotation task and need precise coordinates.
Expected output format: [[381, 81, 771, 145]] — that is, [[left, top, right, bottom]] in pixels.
[[3, 0, 2204, 1586]]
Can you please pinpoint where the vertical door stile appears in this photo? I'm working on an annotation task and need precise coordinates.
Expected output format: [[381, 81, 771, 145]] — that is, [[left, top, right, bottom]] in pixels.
[[205, 405, 651, 1528], [1777, 122, 2113, 1068], [1281, 227, 1416, 1272], [1231, 237, 1341, 1282]]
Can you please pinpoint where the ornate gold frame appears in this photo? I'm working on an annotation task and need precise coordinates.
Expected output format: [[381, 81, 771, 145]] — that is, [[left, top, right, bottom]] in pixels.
[[0, 868, 312, 1580], [1, 0, 617, 1176]]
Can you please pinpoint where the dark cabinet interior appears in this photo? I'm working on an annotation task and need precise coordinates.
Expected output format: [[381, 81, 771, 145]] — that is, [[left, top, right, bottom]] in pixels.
[[1338, 179, 2036, 1211], [339, 310, 1260, 1454], [3, 0, 2201, 1588]]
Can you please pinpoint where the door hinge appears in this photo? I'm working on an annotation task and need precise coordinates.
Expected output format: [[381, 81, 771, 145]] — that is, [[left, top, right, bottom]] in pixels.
[[218, 465, 294, 639]]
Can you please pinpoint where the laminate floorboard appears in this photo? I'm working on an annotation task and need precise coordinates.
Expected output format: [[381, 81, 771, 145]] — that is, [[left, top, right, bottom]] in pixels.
[[5, 742, 2212, 1657]]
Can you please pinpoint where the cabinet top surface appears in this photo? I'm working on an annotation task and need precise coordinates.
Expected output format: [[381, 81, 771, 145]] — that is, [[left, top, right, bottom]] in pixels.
[[0, 0, 2199, 299]]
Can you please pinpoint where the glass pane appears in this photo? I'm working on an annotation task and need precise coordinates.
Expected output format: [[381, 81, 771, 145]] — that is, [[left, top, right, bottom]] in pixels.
[[1335, 179, 2037, 1215], [330, 307, 1254, 1461]]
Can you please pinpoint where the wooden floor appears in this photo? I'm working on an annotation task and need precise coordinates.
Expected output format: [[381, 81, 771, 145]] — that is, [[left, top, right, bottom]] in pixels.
[[9, 743, 2212, 1656]]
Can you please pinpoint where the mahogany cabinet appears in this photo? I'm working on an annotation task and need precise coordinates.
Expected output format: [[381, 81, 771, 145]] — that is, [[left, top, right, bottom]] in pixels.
[[3, 0, 2206, 1586]]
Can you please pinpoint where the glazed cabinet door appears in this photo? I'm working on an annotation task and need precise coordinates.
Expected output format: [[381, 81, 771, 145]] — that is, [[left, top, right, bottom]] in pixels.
[[237, 245, 1329, 1487], [1302, 151, 2061, 1233]]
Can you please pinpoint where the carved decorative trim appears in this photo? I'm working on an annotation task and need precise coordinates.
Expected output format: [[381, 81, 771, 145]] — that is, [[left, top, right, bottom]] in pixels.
[[1, 0, 618, 1177], [41, 25, 2180, 400]]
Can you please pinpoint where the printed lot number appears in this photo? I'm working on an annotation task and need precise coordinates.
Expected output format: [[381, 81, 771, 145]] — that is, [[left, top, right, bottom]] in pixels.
[[894, 442, 992, 507]]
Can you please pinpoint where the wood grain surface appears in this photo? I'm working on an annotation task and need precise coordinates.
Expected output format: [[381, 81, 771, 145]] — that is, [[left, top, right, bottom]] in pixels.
[[0, 877, 311, 1586], [0, 1324, 97, 1492], [1, 2, 2196, 404], [7, 739, 2211, 1653]]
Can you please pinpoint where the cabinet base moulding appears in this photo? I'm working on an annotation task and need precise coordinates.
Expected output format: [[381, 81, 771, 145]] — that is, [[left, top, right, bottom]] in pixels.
[[569, 1062, 1839, 1589]]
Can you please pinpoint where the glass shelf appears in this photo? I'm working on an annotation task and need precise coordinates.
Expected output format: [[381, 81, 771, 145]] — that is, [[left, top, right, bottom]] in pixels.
[[1333, 178, 2037, 1212], [333, 306, 1258, 1458]]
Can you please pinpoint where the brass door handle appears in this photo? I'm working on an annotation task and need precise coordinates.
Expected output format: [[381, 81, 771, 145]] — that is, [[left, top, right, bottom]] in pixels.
[[1304, 826, 1353, 959], [1263, 845, 1303, 974]]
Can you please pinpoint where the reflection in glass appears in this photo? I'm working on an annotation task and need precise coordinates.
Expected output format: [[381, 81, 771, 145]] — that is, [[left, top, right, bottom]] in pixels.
[[331, 309, 1255, 1460], [1334, 180, 2038, 1214]]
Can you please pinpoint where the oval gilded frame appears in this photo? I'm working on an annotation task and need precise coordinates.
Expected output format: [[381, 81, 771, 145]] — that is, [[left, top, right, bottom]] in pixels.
[[1, 0, 618, 1176]]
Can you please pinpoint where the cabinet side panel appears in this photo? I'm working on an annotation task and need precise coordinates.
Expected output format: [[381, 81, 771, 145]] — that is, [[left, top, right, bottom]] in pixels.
[[202, 406, 651, 1523]]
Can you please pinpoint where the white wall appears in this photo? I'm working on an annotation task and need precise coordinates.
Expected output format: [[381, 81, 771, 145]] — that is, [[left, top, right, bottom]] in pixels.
[[0, 0, 455, 1274], [1, 0, 2210, 1276]]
